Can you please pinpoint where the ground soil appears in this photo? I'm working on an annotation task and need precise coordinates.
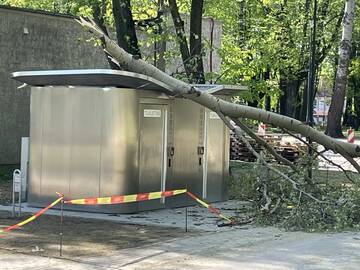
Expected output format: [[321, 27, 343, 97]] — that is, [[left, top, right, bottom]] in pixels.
[[0, 210, 198, 259], [0, 165, 16, 205]]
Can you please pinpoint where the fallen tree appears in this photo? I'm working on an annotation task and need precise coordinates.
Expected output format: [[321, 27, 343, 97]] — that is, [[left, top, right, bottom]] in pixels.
[[76, 17, 360, 230], [77, 17, 360, 167]]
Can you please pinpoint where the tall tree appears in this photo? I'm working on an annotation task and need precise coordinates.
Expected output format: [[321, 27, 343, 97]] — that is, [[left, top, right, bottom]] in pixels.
[[80, 17, 360, 164], [169, 0, 205, 83], [189, 0, 205, 83], [112, 0, 141, 57], [326, 0, 355, 137], [168, 0, 193, 80], [93, 0, 120, 70]]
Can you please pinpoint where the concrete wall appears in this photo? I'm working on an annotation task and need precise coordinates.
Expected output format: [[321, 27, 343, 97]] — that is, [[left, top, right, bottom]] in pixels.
[[0, 5, 222, 164], [0, 6, 109, 164]]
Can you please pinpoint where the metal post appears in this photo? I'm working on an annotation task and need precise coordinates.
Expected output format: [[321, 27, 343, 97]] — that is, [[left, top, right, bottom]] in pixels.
[[12, 169, 21, 218], [306, 0, 318, 180], [59, 198, 64, 257], [19, 176, 22, 217], [185, 185, 188, 233], [12, 182, 15, 218]]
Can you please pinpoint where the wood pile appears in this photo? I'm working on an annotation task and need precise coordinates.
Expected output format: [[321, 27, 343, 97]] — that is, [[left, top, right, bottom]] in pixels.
[[230, 131, 303, 163]]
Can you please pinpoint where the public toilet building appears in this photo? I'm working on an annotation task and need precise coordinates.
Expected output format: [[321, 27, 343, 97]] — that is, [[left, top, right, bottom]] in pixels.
[[12, 69, 245, 213]]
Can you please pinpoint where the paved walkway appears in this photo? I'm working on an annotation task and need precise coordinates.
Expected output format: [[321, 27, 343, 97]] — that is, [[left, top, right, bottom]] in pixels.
[[2, 226, 360, 269]]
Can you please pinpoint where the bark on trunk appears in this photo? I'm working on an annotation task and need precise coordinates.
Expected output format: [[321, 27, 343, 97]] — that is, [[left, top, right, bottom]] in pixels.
[[265, 96, 271, 111], [77, 17, 360, 160], [326, 0, 355, 138], [112, 0, 141, 57], [93, 3, 120, 70], [189, 0, 205, 84], [279, 74, 300, 118], [354, 91, 360, 130], [168, 0, 193, 81], [343, 96, 353, 127], [299, 80, 308, 122]]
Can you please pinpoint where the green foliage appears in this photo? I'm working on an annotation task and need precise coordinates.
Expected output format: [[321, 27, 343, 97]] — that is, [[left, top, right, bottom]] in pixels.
[[230, 158, 360, 232], [204, 0, 344, 108]]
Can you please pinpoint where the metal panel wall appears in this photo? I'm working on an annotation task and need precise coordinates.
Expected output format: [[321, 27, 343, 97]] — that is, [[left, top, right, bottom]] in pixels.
[[68, 88, 102, 200], [28, 87, 45, 204], [99, 89, 139, 213], [138, 103, 168, 211], [204, 110, 228, 201], [28, 86, 228, 212], [39, 87, 73, 203], [168, 99, 204, 207]]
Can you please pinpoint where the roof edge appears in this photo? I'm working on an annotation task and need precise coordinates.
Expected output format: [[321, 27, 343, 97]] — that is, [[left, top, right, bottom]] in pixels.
[[0, 4, 75, 19]]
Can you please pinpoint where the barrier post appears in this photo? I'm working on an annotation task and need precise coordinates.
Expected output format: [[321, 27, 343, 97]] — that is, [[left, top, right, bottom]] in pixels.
[[185, 186, 188, 233], [12, 169, 22, 218], [59, 198, 64, 257], [347, 127, 355, 143]]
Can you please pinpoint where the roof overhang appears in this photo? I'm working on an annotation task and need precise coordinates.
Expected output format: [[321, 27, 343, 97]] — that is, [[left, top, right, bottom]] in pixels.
[[12, 69, 247, 96]]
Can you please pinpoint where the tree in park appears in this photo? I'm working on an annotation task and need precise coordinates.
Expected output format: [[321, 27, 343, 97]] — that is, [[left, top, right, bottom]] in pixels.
[[205, 0, 345, 119], [77, 14, 360, 230], [326, 0, 356, 138]]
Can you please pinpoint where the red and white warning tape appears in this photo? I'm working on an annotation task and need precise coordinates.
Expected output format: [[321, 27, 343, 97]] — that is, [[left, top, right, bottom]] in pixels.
[[186, 191, 233, 223], [0, 196, 63, 234], [0, 188, 233, 234], [64, 189, 187, 205]]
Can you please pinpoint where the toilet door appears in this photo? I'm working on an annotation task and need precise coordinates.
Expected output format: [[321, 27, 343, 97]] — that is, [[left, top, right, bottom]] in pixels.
[[138, 104, 168, 211], [204, 110, 226, 201]]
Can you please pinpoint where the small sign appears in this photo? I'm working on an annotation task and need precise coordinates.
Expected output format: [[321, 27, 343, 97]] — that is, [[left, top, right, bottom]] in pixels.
[[14, 182, 21, 193], [13, 169, 21, 193], [144, 109, 161, 118], [209, 111, 220, 120]]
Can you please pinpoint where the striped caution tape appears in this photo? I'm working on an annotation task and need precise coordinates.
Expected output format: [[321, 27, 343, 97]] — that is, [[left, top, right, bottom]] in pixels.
[[186, 191, 233, 223], [64, 188, 232, 223], [0, 196, 63, 234], [64, 189, 187, 205]]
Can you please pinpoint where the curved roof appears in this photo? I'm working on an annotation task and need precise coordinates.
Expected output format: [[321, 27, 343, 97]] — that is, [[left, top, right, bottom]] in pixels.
[[12, 69, 174, 94], [12, 69, 247, 96]]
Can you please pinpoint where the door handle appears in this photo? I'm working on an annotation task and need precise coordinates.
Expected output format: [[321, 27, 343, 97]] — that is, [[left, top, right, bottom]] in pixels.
[[168, 146, 175, 156]]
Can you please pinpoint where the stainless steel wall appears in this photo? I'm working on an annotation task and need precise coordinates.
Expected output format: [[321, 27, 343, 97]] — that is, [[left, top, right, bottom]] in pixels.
[[29, 86, 141, 213], [168, 98, 229, 207], [28, 86, 228, 213], [204, 109, 229, 201], [168, 99, 205, 207], [138, 102, 169, 211]]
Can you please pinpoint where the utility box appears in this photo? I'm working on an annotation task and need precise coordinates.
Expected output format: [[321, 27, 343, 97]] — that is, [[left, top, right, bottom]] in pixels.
[[12, 69, 245, 213]]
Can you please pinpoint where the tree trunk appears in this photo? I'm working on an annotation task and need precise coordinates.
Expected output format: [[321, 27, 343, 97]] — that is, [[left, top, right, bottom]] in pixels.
[[326, 0, 355, 138], [354, 98, 360, 130], [93, 2, 120, 70], [265, 96, 271, 111], [168, 0, 193, 81], [343, 96, 353, 127], [353, 79, 360, 130], [112, 0, 141, 57], [78, 17, 360, 160], [299, 80, 308, 121], [279, 74, 300, 118], [189, 0, 205, 83]]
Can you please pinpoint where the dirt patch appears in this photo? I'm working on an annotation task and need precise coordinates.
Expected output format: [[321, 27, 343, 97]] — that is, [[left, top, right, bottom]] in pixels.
[[0, 210, 199, 259], [0, 165, 17, 205]]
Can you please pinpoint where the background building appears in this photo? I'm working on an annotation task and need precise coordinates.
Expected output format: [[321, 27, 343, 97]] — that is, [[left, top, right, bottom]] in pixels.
[[0, 5, 222, 164]]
